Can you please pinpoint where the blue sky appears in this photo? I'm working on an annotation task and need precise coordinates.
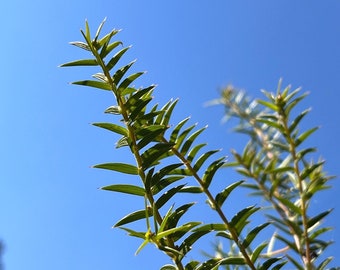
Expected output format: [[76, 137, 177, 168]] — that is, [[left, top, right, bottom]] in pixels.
[[1, 1, 340, 269]]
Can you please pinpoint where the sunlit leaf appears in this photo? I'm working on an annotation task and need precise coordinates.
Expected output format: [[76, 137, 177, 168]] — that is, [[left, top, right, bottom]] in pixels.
[[115, 208, 153, 227], [106, 46, 131, 71], [155, 185, 185, 209], [72, 80, 111, 90], [307, 209, 333, 229], [93, 162, 138, 175], [93, 122, 128, 136], [215, 180, 244, 208], [101, 184, 145, 196], [60, 59, 98, 67], [242, 222, 271, 248], [295, 126, 319, 147]]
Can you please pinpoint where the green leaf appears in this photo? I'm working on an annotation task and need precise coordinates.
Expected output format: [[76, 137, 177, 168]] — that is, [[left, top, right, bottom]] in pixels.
[[128, 97, 153, 121], [60, 59, 98, 67], [160, 265, 177, 270], [289, 108, 311, 133], [276, 196, 302, 215], [106, 46, 131, 71], [104, 105, 121, 114], [193, 223, 227, 232], [155, 185, 185, 209], [202, 157, 225, 189], [215, 181, 244, 208], [116, 136, 129, 148], [136, 125, 168, 149], [170, 117, 190, 143], [112, 60, 136, 85], [193, 150, 220, 172], [257, 118, 284, 131], [72, 80, 111, 90], [156, 221, 201, 239], [69, 41, 91, 51], [286, 254, 304, 270], [119, 226, 145, 239], [316, 257, 333, 270], [93, 162, 138, 175], [242, 222, 271, 248], [230, 206, 259, 234], [180, 126, 207, 155], [195, 258, 220, 270], [251, 242, 267, 263], [259, 258, 282, 270], [118, 72, 145, 92], [101, 184, 145, 196], [295, 126, 319, 147], [160, 99, 179, 127], [115, 208, 153, 227], [92, 122, 128, 136], [307, 209, 333, 229], [185, 261, 200, 270], [219, 257, 245, 265], [100, 40, 122, 58], [166, 203, 196, 230], [257, 99, 279, 111], [141, 143, 174, 170], [187, 143, 206, 162]]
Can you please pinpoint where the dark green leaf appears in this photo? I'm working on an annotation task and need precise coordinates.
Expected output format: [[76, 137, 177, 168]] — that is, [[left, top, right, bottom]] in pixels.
[[128, 97, 153, 121], [202, 157, 225, 189], [276, 196, 302, 215], [174, 124, 197, 150], [307, 209, 333, 229], [92, 122, 128, 136], [141, 143, 174, 170], [115, 208, 153, 227], [185, 261, 200, 270], [72, 80, 111, 90], [137, 126, 167, 149], [60, 59, 98, 67], [161, 99, 179, 127], [100, 40, 122, 58], [106, 46, 131, 71], [242, 222, 271, 248], [155, 185, 185, 209], [259, 258, 282, 270], [215, 181, 244, 208], [93, 162, 138, 175], [118, 227, 145, 239], [193, 150, 220, 172], [118, 72, 145, 92], [112, 60, 136, 85], [170, 117, 190, 143], [187, 143, 206, 162], [180, 126, 207, 156], [101, 184, 145, 196], [220, 257, 245, 265], [230, 206, 259, 234], [251, 242, 267, 263]]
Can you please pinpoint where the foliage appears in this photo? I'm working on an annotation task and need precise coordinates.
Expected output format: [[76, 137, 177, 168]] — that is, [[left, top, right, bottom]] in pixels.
[[61, 20, 335, 270]]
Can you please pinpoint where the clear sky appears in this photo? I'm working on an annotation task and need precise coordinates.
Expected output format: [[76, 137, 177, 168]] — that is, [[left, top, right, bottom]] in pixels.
[[1, 1, 340, 269]]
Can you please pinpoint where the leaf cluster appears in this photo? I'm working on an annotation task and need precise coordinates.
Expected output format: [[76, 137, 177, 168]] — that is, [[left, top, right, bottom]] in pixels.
[[61, 20, 335, 270]]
